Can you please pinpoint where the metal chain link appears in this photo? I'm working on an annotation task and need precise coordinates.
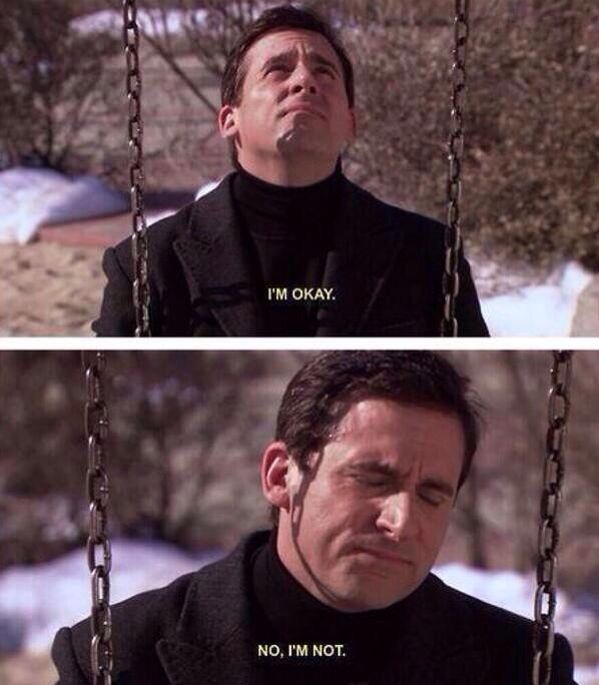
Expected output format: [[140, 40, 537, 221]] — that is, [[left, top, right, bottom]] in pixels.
[[441, 0, 470, 337], [532, 351, 573, 685], [83, 352, 113, 685], [123, 0, 151, 337]]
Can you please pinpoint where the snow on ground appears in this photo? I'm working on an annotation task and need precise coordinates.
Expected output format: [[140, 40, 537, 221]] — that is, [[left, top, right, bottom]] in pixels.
[[196, 179, 221, 200], [71, 4, 336, 37], [71, 9, 207, 37], [0, 540, 221, 653], [0, 168, 127, 244], [480, 261, 593, 336], [0, 541, 597, 682], [0, 169, 222, 246]]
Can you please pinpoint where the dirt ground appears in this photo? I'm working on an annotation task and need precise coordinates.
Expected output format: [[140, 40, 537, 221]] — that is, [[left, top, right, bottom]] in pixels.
[[0, 243, 105, 337]]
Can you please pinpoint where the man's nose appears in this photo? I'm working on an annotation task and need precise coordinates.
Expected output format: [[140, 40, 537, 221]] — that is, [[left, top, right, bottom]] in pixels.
[[376, 492, 419, 541], [289, 64, 318, 95]]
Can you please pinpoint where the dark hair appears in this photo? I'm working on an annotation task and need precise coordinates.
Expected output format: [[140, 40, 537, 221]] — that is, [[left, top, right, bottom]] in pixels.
[[271, 351, 482, 524], [220, 4, 355, 164]]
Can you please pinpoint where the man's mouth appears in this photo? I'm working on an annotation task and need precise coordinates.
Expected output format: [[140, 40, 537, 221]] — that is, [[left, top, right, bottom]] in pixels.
[[282, 105, 325, 119], [354, 546, 413, 566]]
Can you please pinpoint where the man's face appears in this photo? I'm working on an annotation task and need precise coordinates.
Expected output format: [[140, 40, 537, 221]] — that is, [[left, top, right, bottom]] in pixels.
[[280, 399, 464, 612], [219, 29, 355, 167]]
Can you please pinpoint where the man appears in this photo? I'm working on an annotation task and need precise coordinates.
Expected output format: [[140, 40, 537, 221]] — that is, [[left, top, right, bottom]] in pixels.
[[52, 351, 574, 684], [93, 6, 489, 336]]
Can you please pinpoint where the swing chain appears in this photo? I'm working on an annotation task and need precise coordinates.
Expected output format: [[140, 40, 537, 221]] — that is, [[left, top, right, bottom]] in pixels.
[[441, 0, 470, 337], [123, 0, 151, 337], [83, 352, 114, 685], [532, 351, 573, 685]]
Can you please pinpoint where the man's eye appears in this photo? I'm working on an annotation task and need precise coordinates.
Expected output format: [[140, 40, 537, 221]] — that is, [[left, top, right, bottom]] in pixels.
[[266, 65, 289, 74], [418, 491, 444, 507], [316, 66, 335, 77], [353, 473, 388, 487]]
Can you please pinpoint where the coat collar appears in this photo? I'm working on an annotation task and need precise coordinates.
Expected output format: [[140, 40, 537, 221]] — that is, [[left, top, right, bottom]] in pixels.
[[172, 175, 265, 336], [156, 531, 267, 685], [172, 174, 404, 336], [155, 531, 490, 685]]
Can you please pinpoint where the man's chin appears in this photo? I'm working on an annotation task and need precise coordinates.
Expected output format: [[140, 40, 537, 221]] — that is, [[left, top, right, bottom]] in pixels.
[[276, 129, 329, 155]]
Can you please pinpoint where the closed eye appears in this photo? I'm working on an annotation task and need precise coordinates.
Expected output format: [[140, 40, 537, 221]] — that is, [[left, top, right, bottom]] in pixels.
[[350, 471, 392, 488], [316, 66, 335, 77], [356, 475, 388, 487], [417, 489, 446, 507], [266, 65, 290, 75]]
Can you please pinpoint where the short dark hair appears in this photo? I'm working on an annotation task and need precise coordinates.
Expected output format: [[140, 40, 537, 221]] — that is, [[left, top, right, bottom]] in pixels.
[[220, 4, 355, 164], [271, 351, 482, 524]]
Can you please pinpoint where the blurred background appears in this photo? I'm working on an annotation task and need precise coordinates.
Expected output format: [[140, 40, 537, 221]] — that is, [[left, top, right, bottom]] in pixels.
[[0, 350, 598, 683], [1, 0, 598, 335]]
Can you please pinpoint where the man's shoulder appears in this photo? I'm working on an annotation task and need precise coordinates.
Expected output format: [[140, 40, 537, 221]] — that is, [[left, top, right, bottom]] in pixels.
[[433, 574, 534, 634], [412, 575, 575, 683], [56, 531, 268, 680], [53, 570, 199, 682], [342, 176, 445, 237], [67, 569, 197, 653], [111, 176, 232, 259], [430, 575, 574, 667], [67, 530, 267, 648]]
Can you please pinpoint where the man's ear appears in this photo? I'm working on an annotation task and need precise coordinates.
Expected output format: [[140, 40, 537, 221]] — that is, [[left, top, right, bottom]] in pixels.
[[218, 104, 239, 141], [261, 441, 294, 513]]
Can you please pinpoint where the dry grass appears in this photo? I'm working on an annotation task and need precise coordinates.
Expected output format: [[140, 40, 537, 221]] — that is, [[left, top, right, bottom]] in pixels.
[[0, 243, 104, 336]]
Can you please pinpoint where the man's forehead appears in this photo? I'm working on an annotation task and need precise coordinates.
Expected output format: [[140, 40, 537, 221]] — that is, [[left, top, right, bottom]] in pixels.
[[245, 28, 342, 69], [324, 399, 465, 471], [333, 398, 461, 433]]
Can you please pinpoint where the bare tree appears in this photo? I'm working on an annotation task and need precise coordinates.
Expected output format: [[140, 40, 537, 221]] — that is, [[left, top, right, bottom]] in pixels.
[[0, 0, 121, 172]]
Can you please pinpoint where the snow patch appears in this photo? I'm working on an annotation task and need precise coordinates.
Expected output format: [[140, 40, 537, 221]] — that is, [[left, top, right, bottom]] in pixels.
[[0, 539, 221, 652], [71, 9, 208, 37], [195, 179, 221, 200], [480, 261, 593, 336], [0, 168, 127, 244]]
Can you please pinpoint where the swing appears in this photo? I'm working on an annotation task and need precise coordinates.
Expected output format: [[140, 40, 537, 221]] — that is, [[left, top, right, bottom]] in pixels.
[[82, 351, 113, 684], [81, 350, 574, 685], [533, 351, 573, 685], [120, 0, 470, 338]]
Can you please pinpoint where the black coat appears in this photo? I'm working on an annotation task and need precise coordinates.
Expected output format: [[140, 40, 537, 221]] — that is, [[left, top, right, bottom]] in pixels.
[[52, 531, 574, 685], [92, 174, 489, 337]]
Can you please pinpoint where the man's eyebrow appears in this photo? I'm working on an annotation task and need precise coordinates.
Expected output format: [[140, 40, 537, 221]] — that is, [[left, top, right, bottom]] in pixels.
[[342, 460, 396, 476], [261, 49, 340, 75], [310, 52, 340, 74], [419, 477, 455, 499]]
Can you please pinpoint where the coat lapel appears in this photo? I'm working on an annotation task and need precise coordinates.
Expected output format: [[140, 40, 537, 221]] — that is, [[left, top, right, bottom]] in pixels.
[[315, 178, 405, 336], [173, 175, 266, 336], [155, 532, 269, 685]]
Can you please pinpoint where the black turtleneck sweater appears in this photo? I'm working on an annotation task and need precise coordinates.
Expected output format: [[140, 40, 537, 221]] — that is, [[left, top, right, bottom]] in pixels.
[[249, 533, 407, 685], [232, 164, 342, 336]]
